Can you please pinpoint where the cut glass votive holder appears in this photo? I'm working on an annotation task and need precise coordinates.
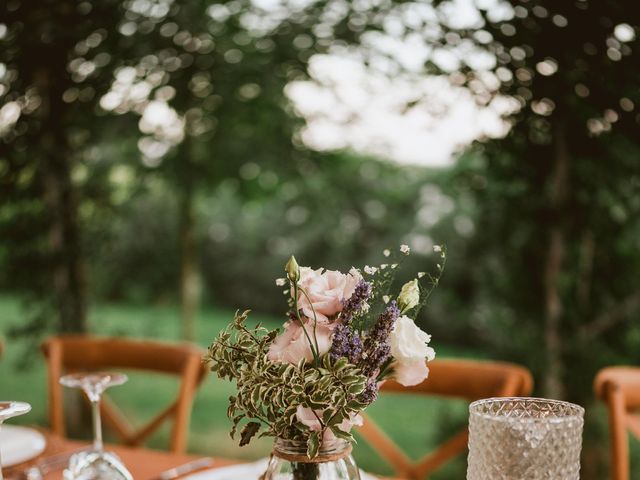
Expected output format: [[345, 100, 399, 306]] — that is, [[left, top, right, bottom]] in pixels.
[[467, 397, 584, 480]]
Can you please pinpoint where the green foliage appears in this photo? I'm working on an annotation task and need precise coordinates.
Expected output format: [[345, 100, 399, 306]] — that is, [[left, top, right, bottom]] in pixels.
[[424, 0, 640, 403], [206, 310, 368, 457]]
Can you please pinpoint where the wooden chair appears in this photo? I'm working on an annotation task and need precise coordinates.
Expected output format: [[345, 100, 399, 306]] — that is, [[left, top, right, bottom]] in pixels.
[[357, 358, 534, 479], [42, 335, 207, 453], [594, 366, 640, 480]]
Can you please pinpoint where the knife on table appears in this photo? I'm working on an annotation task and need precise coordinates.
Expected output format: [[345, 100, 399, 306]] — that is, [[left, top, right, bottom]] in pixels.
[[150, 457, 215, 480]]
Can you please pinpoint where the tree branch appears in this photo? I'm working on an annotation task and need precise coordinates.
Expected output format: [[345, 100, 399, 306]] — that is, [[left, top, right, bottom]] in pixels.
[[580, 291, 640, 341]]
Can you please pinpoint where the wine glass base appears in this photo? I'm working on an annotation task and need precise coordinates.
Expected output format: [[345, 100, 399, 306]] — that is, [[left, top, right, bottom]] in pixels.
[[63, 451, 133, 480]]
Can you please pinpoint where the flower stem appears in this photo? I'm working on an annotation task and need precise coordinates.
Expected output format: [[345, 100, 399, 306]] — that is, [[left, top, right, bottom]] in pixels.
[[298, 286, 320, 359], [292, 283, 319, 363]]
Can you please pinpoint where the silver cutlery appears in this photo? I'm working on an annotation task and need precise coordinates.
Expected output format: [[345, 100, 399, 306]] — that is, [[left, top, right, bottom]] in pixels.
[[151, 457, 215, 480]]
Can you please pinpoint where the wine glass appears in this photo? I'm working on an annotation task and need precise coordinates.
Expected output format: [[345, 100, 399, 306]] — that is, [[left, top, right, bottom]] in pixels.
[[59, 372, 133, 480], [0, 401, 32, 480]]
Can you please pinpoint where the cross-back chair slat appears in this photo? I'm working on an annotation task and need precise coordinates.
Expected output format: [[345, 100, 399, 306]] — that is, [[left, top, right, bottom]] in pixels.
[[42, 335, 207, 453], [594, 366, 640, 480], [358, 358, 534, 480]]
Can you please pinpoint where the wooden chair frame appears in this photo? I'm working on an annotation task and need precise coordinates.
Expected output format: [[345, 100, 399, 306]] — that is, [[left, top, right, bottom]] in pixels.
[[358, 358, 534, 479], [594, 366, 640, 480], [42, 335, 207, 453]]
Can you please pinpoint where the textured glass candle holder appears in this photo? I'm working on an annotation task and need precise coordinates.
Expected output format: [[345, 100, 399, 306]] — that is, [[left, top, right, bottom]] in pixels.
[[467, 397, 584, 480]]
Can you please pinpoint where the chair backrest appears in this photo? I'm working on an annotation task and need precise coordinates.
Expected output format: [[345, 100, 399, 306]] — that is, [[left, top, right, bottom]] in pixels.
[[42, 335, 207, 453], [594, 366, 640, 480], [358, 358, 534, 480]]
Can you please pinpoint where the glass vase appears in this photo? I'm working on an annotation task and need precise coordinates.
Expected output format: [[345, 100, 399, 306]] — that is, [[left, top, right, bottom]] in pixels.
[[263, 438, 361, 480], [467, 397, 584, 480]]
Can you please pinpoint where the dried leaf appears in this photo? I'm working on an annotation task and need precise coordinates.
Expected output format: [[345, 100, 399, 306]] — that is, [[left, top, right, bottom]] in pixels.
[[239, 421, 261, 447]]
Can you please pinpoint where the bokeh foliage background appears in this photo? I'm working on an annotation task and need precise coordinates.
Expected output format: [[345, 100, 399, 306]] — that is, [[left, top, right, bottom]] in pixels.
[[1, 0, 639, 478]]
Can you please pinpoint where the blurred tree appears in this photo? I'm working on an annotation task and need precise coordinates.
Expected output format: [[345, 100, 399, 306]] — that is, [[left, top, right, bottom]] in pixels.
[[157, 1, 311, 340], [0, 0, 368, 340], [199, 151, 440, 313], [425, 0, 640, 402], [405, 5, 640, 474], [0, 0, 146, 334], [105, 0, 378, 339], [103, 0, 320, 339]]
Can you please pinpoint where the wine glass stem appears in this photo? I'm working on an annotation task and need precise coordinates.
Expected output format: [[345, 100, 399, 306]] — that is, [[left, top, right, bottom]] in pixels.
[[91, 399, 103, 452], [0, 420, 4, 480]]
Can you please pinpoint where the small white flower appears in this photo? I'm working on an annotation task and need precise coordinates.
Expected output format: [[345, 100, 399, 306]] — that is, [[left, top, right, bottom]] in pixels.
[[383, 249, 391, 257], [437, 263, 442, 270], [275, 278, 287, 286], [361, 302, 370, 313], [382, 295, 390, 304], [433, 245, 442, 253], [391, 263, 398, 269], [364, 265, 378, 275], [417, 272, 426, 278], [380, 264, 388, 270], [400, 244, 410, 254]]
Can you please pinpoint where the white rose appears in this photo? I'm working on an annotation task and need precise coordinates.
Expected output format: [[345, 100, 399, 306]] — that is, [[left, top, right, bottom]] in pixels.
[[390, 315, 435, 361], [389, 315, 435, 387]]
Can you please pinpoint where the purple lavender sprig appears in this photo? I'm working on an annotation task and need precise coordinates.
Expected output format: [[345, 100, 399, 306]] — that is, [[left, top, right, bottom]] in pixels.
[[329, 323, 363, 364], [340, 279, 372, 325], [359, 378, 379, 404], [328, 279, 371, 363], [360, 301, 400, 378]]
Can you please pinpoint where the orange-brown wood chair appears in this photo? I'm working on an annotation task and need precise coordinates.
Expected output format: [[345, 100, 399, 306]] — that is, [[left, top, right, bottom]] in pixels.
[[357, 358, 534, 479], [594, 366, 640, 480], [42, 335, 207, 453]]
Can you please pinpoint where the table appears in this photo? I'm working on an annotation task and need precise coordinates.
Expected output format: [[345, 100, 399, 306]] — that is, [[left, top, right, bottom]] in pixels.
[[6, 435, 237, 480], [7, 434, 392, 479]]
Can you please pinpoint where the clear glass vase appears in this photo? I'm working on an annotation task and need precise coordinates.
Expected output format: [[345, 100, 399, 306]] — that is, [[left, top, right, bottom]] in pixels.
[[263, 438, 361, 480]]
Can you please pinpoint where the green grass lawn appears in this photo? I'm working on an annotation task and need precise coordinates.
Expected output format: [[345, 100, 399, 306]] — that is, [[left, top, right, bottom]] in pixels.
[[0, 294, 479, 478]]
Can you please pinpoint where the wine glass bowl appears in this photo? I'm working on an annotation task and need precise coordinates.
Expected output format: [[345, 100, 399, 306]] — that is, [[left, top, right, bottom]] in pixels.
[[0, 402, 32, 422], [60, 372, 132, 480], [59, 373, 128, 402]]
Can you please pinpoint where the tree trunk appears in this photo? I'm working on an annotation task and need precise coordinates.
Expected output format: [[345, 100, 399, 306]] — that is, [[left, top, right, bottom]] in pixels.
[[542, 122, 569, 398], [179, 175, 200, 341], [42, 148, 87, 333], [36, 50, 87, 334]]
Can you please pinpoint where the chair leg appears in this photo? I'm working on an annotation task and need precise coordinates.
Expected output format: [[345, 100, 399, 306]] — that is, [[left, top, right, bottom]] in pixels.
[[607, 384, 629, 480]]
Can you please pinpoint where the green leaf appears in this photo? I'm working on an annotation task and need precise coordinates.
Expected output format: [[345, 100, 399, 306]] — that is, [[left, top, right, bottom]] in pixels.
[[333, 357, 348, 371], [330, 425, 354, 442], [307, 431, 320, 459], [347, 383, 365, 394], [341, 375, 362, 385], [322, 408, 335, 425]]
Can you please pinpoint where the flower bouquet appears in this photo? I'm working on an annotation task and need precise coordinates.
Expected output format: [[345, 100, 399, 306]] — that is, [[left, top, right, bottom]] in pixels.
[[205, 245, 446, 480]]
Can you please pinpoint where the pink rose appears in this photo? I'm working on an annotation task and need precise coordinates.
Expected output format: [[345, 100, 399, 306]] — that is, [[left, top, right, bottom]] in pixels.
[[296, 406, 363, 441], [295, 267, 361, 324], [267, 321, 332, 364]]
